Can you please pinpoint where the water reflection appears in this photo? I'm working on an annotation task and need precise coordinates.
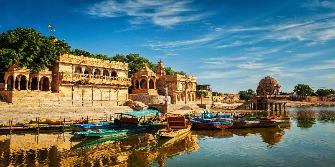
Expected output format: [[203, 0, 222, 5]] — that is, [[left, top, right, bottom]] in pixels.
[[289, 106, 335, 128], [0, 132, 199, 167], [1, 107, 334, 167]]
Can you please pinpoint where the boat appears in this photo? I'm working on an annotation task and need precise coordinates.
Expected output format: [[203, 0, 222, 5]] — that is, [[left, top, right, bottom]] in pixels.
[[156, 115, 191, 138], [115, 109, 165, 129], [191, 118, 233, 130], [74, 129, 128, 138], [70, 121, 114, 131]]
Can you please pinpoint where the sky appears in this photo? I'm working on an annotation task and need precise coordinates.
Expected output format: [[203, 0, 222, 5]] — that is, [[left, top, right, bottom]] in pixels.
[[1, 0, 335, 93]]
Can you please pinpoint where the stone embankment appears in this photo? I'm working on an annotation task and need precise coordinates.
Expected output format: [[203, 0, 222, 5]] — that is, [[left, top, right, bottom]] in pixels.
[[0, 106, 133, 125]]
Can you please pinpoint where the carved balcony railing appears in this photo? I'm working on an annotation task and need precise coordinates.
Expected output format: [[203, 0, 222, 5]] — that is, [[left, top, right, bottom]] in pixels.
[[61, 72, 131, 87]]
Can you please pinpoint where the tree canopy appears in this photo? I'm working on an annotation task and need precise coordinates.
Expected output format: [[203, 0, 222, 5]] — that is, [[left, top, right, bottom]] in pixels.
[[212, 91, 223, 96], [238, 89, 256, 100], [293, 84, 314, 96], [315, 89, 335, 97], [0, 27, 187, 78], [0, 27, 70, 74]]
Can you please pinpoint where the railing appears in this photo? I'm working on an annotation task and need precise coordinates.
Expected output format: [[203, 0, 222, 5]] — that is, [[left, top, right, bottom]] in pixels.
[[61, 72, 131, 86]]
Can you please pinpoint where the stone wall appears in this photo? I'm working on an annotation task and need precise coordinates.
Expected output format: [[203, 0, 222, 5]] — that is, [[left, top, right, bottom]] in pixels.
[[128, 94, 170, 105], [0, 85, 128, 107]]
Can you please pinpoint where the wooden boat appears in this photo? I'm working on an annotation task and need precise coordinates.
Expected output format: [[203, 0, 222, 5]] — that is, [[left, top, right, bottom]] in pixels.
[[115, 109, 165, 129], [230, 119, 261, 129], [157, 116, 191, 138], [74, 129, 128, 138], [191, 118, 233, 130]]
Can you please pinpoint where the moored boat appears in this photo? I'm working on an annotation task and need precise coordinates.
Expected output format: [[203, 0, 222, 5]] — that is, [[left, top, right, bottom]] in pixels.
[[74, 129, 128, 138], [157, 115, 191, 138], [191, 118, 233, 130]]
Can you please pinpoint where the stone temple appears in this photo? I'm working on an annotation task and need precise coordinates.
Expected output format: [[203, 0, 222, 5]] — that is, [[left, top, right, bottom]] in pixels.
[[240, 76, 288, 116]]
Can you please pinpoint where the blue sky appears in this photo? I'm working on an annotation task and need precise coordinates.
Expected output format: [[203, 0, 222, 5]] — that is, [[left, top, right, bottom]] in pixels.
[[1, 0, 335, 93]]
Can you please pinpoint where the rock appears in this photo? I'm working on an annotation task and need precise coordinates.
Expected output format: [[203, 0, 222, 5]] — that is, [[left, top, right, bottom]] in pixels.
[[124, 100, 148, 110]]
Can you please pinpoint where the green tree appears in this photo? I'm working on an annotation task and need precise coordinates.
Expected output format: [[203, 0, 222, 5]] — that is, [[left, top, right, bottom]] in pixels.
[[196, 90, 208, 98], [112, 54, 127, 62], [315, 89, 335, 96], [0, 27, 70, 73], [293, 84, 314, 96], [212, 91, 223, 96], [239, 89, 256, 100], [70, 49, 92, 57]]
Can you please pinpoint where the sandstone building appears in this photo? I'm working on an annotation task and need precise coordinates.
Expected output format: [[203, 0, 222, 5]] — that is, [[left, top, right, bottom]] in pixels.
[[129, 60, 197, 105], [0, 54, 131, 107]]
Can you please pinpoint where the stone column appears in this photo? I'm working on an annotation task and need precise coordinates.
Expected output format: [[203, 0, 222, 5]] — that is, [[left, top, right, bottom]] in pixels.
[[4, 79, 7, 90], [255, 102, 258, 110], [147, 79, 149, 90], [25, 80, 28, 90], [17, 78, 21, 91]]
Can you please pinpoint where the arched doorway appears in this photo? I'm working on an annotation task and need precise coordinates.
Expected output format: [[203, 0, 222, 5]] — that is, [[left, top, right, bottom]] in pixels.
[[135, 80, 140, 89], [140, 79, 147, 89], [75, 66, 82, 73], [6, 75, 14, 90], [94, 69, 101, 76], [40, 77, 50, 91], [149, 79, 155, 89], [111, 71, 117, 77], [84, 68, 91, 75], [31, 77, 38, 90], [103, 70, 109, 76], [20, 75, 27, 90]]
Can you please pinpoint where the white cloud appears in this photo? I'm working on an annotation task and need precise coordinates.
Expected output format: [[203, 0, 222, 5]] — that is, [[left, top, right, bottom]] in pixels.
[[303, 0, 335, 9], [87, 0, 208, 27], [319, 29, 335, 41]]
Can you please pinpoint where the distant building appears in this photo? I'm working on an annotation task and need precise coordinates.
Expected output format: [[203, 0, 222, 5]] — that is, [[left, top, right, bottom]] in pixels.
[[196, 84, 213, 105], [213, 94, 240, 103], [0, 54, 131, 106]]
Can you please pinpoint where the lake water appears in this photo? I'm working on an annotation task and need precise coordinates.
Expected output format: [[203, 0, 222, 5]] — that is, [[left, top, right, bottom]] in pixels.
[[0, 107, 334, 167]]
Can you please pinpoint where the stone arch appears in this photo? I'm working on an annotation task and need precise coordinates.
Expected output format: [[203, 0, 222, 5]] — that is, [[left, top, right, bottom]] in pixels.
[[15, 75, 28, 90], [103, 69, 109, 76], [75, 66, 82, 73], [84, 68, 92, 75], [149, 79, 155, 89], [135, 80, 140, 89], [111, 71, 117, 77], [94, 69, 101, 75], [20, 75, 27, 90], [140, 79, 147, 89], [40, 77, 50, 91], [31, 77, 38, 90], [6, 75, 14, 90]]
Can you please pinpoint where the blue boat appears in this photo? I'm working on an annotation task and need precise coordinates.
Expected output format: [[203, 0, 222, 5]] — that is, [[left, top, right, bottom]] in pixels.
[[71, 121, 114, 131]]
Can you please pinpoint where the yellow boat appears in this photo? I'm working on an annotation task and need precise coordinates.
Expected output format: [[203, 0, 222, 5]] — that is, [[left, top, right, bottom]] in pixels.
[[157, 116, 191, 138]]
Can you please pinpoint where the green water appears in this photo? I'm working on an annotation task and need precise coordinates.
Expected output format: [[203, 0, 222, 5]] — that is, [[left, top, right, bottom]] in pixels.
[[0, 107, 334, 167]]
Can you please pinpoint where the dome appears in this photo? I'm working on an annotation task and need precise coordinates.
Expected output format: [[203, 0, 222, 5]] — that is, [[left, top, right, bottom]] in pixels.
[[257, 76, 281, 96]]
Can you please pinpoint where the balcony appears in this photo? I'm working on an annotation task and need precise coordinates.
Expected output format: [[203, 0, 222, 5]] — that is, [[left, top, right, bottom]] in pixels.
[[61, 72, 131, 87]]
